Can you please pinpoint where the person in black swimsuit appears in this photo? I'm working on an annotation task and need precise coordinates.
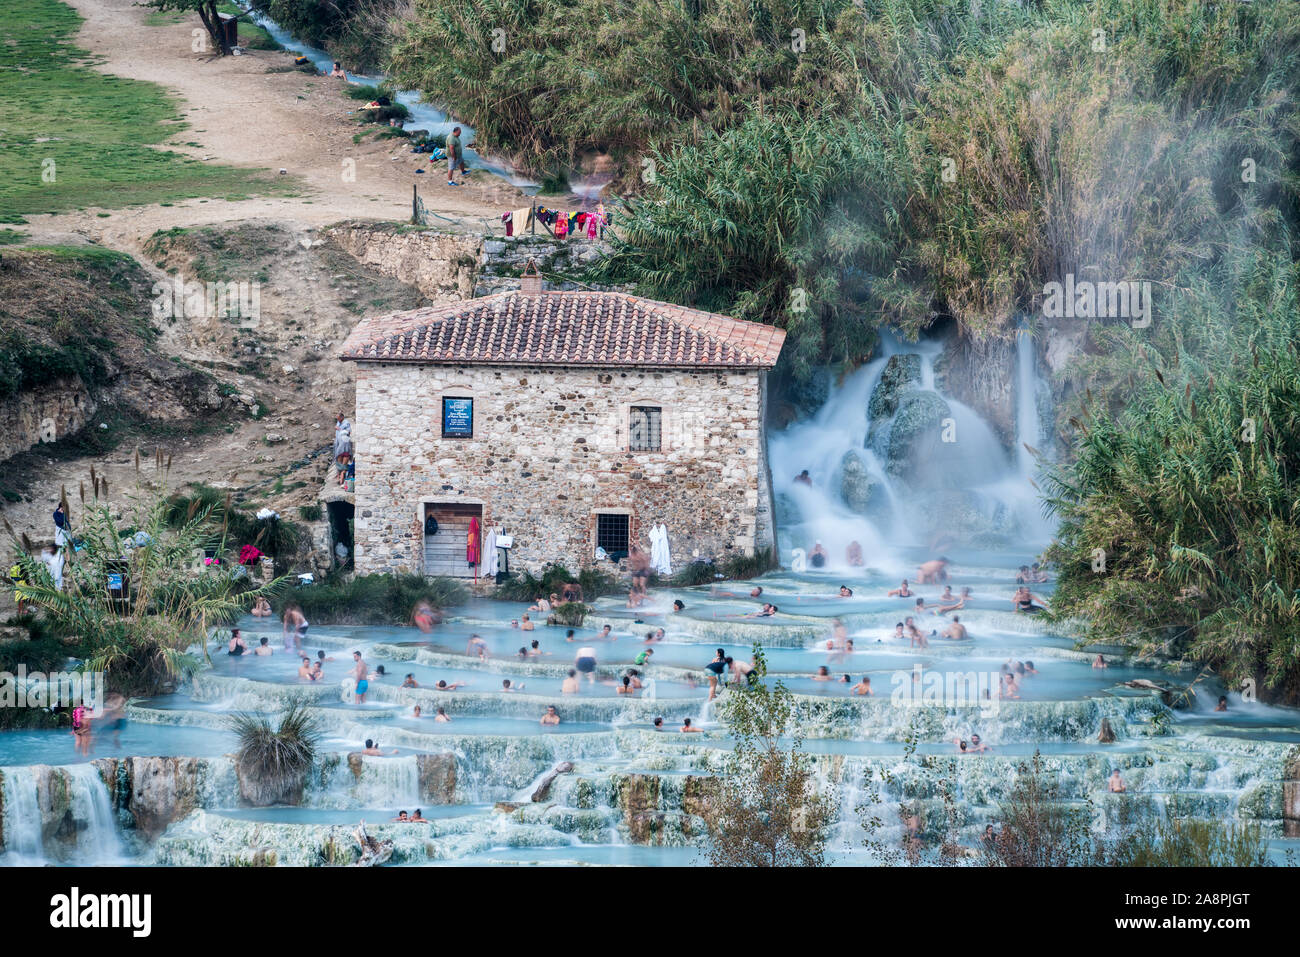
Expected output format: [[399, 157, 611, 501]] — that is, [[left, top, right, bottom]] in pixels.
[[1011, 586, 1048, 613]]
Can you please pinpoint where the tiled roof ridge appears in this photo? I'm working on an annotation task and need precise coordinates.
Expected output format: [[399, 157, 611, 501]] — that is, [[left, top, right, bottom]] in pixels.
[[339, 290, 785, 369]]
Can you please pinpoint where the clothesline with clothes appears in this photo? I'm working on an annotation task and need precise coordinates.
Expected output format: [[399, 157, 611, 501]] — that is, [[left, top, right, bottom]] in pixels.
[[501, 201, 612, 239]]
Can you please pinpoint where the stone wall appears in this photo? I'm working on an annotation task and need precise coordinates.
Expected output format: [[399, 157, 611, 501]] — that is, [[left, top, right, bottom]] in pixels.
[[326, 223, 618, 301], [326, 224, 481, 302], [352, 362, 774, 575], [0, 377, 95, 463]]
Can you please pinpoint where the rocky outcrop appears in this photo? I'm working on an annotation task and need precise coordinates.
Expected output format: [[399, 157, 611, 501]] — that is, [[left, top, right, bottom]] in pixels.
[[236, 755, 307, 808], [934, 332, 1017, 446], [881, 391, 952, 485], [868, 354, 921, 420], [97, 755, 218, 839], [416, 752, 457, 804], [839, 450, 878, 513], [0, 377, 96, 462], [1285, 749, 1300, 837]]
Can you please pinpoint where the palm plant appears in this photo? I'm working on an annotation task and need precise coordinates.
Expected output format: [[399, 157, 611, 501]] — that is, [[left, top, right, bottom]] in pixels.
[[4, 456, 285, 695]]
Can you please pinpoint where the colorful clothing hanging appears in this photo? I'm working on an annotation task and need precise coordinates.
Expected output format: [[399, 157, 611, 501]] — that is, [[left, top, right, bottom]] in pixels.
[[467, 516, 481, 567]]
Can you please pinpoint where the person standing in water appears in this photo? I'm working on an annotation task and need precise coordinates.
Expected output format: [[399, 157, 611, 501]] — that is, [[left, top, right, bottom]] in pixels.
[[283, 605, 308, 652], [575, 646, 598, 684], [352, 650, 370, 703]]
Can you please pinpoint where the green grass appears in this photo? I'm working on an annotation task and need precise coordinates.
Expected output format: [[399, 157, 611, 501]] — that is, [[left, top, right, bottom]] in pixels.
[[0, 229, 26, 245], [0, 0, 296, 224], [215, 2, 281, 51]]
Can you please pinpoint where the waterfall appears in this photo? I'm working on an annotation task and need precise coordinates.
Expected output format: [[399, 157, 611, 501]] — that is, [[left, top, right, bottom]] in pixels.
[[767, 355, 900, 568], [66, 764, 126, 865], [0, 768, 45, 864], [769, 327, 1058, 556], [0, 765, 125, 865]]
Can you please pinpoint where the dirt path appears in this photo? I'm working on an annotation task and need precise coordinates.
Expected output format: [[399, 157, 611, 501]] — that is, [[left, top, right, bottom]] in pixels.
[[23, 0, 528, 254], [3, 0, 542, 554]]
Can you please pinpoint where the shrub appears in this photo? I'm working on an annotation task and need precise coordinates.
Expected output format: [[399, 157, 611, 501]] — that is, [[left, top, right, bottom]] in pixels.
[[4, 470, 282, 696], [230, 698, 321, 806], [547, 602, 590, 627], [672, 547, 777, 587], [1043, 262, 1300, 702], [283, 573, 466, 625], [164, 484, 305, 559], [1110, 818, 1267, 868], [297, 504, 322, 522], [494, 563, 618, 602], [706, 645, 837, 866]]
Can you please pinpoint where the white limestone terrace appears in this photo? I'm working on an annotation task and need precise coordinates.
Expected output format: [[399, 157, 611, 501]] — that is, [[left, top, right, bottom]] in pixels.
[[3, 552, 1299, 866]]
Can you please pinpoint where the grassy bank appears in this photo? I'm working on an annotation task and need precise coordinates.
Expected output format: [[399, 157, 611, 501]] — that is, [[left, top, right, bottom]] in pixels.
[[0, 0, 294, 223]]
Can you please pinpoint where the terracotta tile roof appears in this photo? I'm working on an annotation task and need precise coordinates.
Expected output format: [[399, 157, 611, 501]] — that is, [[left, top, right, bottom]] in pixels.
[[339, 291, 785, 369]]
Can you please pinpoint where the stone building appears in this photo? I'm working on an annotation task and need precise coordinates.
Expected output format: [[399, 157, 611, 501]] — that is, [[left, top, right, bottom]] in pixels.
[[339, 268, 785, 578]]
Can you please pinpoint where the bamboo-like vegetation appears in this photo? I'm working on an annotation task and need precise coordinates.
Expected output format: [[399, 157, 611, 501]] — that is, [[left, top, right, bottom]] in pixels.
[[1043, 259, 1300, 702]]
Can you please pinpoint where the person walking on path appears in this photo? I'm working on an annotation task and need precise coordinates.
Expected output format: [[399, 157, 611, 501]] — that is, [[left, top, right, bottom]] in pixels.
[[445, 127, 464, 186]]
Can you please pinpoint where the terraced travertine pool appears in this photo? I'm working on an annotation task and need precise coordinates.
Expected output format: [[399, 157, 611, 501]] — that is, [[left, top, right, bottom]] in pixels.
[[3, 547, 1298, 866]]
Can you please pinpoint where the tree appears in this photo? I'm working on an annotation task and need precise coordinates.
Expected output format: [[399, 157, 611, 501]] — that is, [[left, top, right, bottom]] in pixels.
[[703, 644, 836, 866], [855, 717, 966, 866], [139, 0, 256, 56]]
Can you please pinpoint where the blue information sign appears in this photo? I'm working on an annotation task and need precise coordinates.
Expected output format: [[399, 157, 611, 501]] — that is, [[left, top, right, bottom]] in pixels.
[[443, 397, 473, 437]]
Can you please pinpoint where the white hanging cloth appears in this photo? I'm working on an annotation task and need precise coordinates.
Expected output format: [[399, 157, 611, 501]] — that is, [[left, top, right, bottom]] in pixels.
[[652, 523, 672, 576], [483, 527, 499, 577]]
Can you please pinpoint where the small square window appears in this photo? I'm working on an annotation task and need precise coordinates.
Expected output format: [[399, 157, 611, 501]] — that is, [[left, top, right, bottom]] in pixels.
[[629, 406, 661, 451], [442, 396, 473, 438], [596, 513, 630, 561]]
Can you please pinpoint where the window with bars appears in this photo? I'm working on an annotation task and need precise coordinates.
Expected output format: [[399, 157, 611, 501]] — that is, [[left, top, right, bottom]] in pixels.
[[596, 513, 630, 560], [628, 405, 662, 451]]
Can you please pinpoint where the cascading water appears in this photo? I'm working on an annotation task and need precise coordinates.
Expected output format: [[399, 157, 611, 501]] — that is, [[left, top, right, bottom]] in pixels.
[[769, 328, 1058, 558], [66, 764, 127, 864], [0, 765, 125, 865], [767, 352, 901, 571], [0, 768, 45, 864]]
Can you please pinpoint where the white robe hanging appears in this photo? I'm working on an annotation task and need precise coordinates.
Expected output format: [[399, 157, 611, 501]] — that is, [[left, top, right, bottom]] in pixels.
[[483, 528, 499, 577], [652, 523, 672, 576]]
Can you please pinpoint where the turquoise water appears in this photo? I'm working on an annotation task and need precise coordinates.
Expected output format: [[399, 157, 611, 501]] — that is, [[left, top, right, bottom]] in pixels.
[[3, 550, 1297, 865]]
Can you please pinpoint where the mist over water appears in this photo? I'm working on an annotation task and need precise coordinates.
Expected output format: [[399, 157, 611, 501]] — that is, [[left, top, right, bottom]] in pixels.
[[768, 328, 1057, 571]]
